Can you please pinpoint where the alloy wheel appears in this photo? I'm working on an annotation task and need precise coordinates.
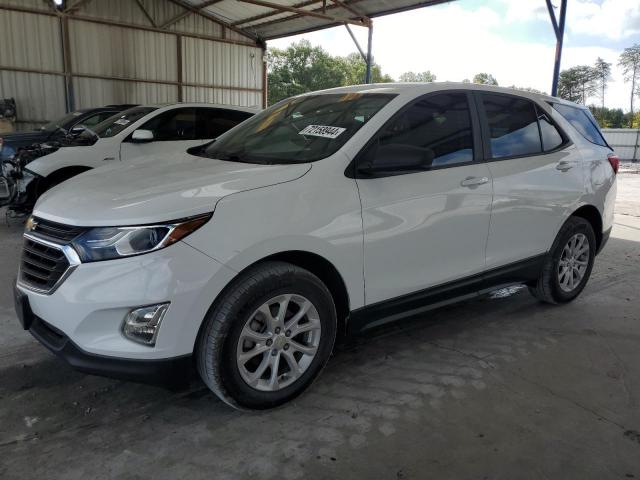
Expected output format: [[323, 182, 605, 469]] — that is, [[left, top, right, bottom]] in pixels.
[[557, 233, 590, 293], [236, 294, 321, 392]]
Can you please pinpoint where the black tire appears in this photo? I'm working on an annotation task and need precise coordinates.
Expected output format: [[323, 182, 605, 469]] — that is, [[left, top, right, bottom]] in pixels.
[[529, 216, 596, 304], [196, 261, 337, 410]]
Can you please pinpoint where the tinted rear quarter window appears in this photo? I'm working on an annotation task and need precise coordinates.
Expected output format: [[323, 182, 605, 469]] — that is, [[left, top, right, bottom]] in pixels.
[[537, 110, 564, 151], [551, 103, 608, 147], [481, 94, 542, 158]]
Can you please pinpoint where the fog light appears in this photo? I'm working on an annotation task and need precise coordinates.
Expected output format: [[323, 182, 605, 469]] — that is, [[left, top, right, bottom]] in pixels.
[[122, 303, 169, 346]]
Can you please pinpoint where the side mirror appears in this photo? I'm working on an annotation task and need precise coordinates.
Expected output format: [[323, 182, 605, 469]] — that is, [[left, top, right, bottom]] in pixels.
[[131, 129, 154, 143], [70, 125, 85, 136], [359, 142, 434, 175]]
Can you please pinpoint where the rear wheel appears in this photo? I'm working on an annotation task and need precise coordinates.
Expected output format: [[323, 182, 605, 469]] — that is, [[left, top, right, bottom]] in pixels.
[[529, 216, 596, 304], [196, 261, 337, 410]]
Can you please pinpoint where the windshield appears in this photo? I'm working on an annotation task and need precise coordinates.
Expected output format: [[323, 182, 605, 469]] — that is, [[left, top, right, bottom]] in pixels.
[[200, 93, 396, 164], [93, 107, 157, 138], [40, 111, 84, 131]]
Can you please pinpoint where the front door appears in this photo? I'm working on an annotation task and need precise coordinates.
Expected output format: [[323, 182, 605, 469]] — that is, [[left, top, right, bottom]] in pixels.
[[119, 107, 209, 161], [355, 92, 493, 305]]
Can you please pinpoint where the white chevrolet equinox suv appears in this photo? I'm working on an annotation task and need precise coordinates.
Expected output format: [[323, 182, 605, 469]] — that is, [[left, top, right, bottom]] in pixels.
[[14, 83, 617, 409]]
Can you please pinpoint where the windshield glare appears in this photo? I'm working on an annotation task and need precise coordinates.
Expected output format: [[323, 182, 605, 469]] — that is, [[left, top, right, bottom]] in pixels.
[[93, 107, 157, 138], [201, 93, 396, 164]]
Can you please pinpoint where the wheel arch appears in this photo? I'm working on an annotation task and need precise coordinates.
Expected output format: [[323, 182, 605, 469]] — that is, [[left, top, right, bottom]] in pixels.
[[256, 250, 351, 337], [194, 250, 352, 351], [570, 204, 603, 251]]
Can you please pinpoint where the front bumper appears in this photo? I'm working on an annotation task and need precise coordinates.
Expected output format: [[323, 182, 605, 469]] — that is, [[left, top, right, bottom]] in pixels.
[[25, 310, 192, 387], [15, 239, 238, 382]]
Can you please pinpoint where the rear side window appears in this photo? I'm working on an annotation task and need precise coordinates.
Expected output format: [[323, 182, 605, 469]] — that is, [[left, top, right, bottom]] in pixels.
[[362, 92, 474, 172], [481, 94, 542, 158], [551, 103, 608, 147]]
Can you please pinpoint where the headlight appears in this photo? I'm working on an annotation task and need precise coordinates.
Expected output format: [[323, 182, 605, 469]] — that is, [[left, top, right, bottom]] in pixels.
[[71, 213, 211, 262]]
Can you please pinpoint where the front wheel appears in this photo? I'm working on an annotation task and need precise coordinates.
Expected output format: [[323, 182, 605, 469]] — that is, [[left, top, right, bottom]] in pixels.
[[529, 216, 596, 304], [196, 261, 337, 410]]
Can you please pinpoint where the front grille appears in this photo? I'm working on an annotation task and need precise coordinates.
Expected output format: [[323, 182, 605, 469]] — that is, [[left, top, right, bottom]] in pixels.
[[30, 217, 85, 243], [19, 237, 71, 292]]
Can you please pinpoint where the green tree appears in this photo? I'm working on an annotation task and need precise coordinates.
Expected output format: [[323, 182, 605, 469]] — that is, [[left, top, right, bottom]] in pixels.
[[267, 40, 345, 105], [593, 57, 612, 108], [337, 52, 394, 85], [267, 41, 393, 105], [472, 73, 498, 85], [618, 44, 640, 127], [588, 105, 627, 128], [558, 67, 582, 103], [575, 65, 598, 105], [399, 71, 437, 82]]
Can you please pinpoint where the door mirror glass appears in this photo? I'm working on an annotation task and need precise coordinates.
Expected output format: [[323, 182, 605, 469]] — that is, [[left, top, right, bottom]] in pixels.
[[131, 129, 154, 143]]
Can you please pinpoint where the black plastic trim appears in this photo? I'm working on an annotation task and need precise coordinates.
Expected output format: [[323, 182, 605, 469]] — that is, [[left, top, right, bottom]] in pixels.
[[28, 315, 192, 388], [347, 254, 546, 334]]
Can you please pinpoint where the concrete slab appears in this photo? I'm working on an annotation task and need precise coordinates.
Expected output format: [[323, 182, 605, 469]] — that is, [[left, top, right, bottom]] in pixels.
[[1, 175, 639, 480]]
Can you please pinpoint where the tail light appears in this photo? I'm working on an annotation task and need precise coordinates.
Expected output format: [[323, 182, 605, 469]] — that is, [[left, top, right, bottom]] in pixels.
[[607, 153, 620, 175]]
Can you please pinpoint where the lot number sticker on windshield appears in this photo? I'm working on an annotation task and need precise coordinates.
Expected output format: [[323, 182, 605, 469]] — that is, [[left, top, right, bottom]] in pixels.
[[299, 125, 346, 139]]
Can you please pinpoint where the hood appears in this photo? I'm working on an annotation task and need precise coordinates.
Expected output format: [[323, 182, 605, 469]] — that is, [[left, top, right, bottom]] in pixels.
[[24, 139, 113, 177], [34, 151, 311, 226]]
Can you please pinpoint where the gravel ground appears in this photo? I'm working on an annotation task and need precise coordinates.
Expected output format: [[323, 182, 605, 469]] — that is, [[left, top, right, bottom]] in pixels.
[[1, 174, 639, 480]]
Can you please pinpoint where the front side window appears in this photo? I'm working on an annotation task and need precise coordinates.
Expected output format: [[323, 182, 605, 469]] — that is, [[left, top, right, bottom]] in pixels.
[[94, 107, 157, 138], [482, 94, 542, 158], [551, 103, 608, 147], [359, 92, 474, 174], [140, 108, 197, 141], [200, 93, 395, 164], [195, 108, 253, 140]]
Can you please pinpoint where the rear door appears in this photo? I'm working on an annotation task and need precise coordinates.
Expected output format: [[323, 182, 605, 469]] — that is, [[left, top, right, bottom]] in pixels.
[[356, 91, 493, 304], [477, 92, 584, 269]]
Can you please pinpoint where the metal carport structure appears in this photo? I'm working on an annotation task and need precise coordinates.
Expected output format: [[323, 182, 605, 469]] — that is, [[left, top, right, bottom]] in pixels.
[[0, 0, 568, 130]]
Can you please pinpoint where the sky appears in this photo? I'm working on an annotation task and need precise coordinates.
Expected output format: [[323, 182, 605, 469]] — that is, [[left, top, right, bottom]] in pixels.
[[268, 0, 640, 111]]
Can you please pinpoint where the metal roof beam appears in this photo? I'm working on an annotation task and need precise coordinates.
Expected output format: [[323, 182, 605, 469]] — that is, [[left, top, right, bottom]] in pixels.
[[236, 0, 369, 28], [135, 0, 157, 28], [166, 0, 260, 40], [232, 0, 320, 27], [330, 0, 365, 20], [159, 0, 223, 29]]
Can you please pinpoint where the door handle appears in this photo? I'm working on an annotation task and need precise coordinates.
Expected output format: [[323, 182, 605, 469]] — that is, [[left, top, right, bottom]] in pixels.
[[102, 157, 116, 161], [556, 161, 573, 172], [460, 176, 489, 187]]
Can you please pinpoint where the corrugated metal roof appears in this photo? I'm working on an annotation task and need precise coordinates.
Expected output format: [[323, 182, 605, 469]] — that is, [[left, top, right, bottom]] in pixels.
[[185, 0, 455, 40]]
